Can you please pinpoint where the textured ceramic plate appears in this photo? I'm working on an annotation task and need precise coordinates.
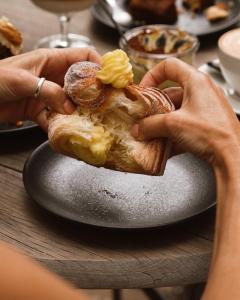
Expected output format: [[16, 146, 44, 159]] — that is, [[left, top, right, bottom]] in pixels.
[[0, 121, 38, 134], [91, 0, 240, 36], [23, 142, 215, 228], [199, 60, 240, 115]]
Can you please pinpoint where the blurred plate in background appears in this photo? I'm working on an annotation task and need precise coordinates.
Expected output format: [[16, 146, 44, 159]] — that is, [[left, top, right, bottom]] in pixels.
[[91, 0, 240, 36], [0, 121, 38, 134]]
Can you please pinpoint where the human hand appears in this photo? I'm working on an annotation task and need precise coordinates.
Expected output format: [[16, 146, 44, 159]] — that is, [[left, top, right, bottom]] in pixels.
[[131, 58, 240, 166], [0, 48, 100, 130]]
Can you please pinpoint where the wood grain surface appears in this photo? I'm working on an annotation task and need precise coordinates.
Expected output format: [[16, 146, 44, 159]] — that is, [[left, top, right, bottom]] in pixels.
[[0, 0, 226, 289]]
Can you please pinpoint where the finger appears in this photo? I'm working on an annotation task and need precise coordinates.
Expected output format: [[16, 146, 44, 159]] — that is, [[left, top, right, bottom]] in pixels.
[[37, 79, 74, 114], [34, 108, 49, 132], [0, 48, 101, 76], [131, 112, 179, 141], [140, 58, 196, 88], [170, 143, 184, 157], [59, 47, 101, 66], [0, 101, 25, 122], [162, 87, 183, 109], [33, 48, 101, 85]]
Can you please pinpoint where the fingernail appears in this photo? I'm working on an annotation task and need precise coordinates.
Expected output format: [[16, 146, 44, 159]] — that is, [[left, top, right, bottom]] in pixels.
[[131, 124, 139, 138], [63, 100, 75, 114]]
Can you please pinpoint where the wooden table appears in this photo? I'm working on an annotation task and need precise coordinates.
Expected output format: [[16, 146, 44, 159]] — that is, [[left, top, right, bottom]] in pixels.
[[0, 0, 229, 290]]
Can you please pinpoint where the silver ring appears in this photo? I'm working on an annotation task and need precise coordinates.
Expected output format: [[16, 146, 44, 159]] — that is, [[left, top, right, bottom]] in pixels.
[[34, 77, 46, 99]]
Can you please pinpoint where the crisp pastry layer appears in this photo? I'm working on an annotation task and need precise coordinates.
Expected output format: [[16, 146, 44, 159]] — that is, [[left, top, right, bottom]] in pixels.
[[48, 62, 174, 175]]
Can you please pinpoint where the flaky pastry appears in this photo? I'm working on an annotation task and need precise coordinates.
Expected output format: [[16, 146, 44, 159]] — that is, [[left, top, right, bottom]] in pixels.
[[205, 3, 229, 22], [48, 61, 174, 175]]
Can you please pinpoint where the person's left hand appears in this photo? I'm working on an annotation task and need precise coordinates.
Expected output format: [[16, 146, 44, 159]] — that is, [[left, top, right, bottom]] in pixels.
[[0, 48, 100, 130]]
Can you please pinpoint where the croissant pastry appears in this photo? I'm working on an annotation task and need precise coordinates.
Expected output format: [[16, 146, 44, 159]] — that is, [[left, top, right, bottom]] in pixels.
[[48, 61, 174, 175]]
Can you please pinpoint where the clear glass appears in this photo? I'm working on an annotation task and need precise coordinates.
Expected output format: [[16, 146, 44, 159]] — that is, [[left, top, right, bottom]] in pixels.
[[31, 0, 95, 48], [119, 25, 199, 83]]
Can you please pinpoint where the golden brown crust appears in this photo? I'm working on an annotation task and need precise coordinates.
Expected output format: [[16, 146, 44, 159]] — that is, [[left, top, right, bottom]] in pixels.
[[49, 61, 174, 175], [64, 61, 104, 107], [125, 85, 174, 116]]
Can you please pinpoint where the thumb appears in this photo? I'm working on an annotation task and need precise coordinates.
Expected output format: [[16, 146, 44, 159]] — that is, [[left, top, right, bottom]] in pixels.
[[131, 112, 179, 141]]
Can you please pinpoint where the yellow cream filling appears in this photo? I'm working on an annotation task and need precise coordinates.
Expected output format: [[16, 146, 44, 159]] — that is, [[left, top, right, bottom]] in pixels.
[[96, 49, 133, 89], [69, 126, 114, 166]]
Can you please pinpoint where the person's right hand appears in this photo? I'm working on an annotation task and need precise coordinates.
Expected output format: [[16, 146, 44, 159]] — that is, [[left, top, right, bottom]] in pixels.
[[131, 58, 240, 167]]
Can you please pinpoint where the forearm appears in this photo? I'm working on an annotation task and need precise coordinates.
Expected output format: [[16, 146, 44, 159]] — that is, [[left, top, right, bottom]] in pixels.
[[202, 151, 240, 300], [0, 242, 89, 300]]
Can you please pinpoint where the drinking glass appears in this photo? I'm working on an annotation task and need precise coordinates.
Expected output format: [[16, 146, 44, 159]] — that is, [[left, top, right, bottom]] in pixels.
[[31, 0, 95, 48]]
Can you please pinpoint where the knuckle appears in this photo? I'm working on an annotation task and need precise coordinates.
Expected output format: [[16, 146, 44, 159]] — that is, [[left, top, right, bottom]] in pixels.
[[138, 116, 156, 138], [165, 111, 183, 134], [197, 72, 212, 84], [88, 48, 98, 56], [138, 119, 147, 135], [48, 82, 62, 98], [165, 57, 178, 64], [12, 69, 30, 90], [163, 57, 178, 69], [32, 48, 51, 67], [164, 113, 174, 131], [34, 48, 49, 57], [217, 86, 225, 97]]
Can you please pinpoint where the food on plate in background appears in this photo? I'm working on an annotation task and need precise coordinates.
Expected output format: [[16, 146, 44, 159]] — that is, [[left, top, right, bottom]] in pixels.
[[48, 50, 174, 175], [129, 0, 177, 24], [0, 17, 22, 59], [128, 0, 230, 24], [128, 27, 195, 54], [0, 121, 24, 131], [205, 2, 230, 22], [119, 25, 199, 82], [15, 121, 24, 127]]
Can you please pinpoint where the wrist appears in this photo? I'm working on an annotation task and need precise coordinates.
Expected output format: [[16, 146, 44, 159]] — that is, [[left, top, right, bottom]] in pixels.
[[211, 137, 240, 178]]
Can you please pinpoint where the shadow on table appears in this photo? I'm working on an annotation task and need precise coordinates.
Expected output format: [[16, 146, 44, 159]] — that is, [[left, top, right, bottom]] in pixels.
[[0, 127, 47, 155]]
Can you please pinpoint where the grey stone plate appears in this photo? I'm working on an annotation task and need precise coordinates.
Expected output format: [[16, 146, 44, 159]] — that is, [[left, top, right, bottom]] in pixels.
[[91, 0, 240, 36], [23, 141, 216, 229]]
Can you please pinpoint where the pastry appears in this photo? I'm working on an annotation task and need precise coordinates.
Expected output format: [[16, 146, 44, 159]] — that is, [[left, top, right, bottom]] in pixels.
[[129, 0, 177, 24], [0, 17, 22, 59], [127, 27, 196, 54], [48, 50, 174, 175], [205, 2, 229, 22]]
